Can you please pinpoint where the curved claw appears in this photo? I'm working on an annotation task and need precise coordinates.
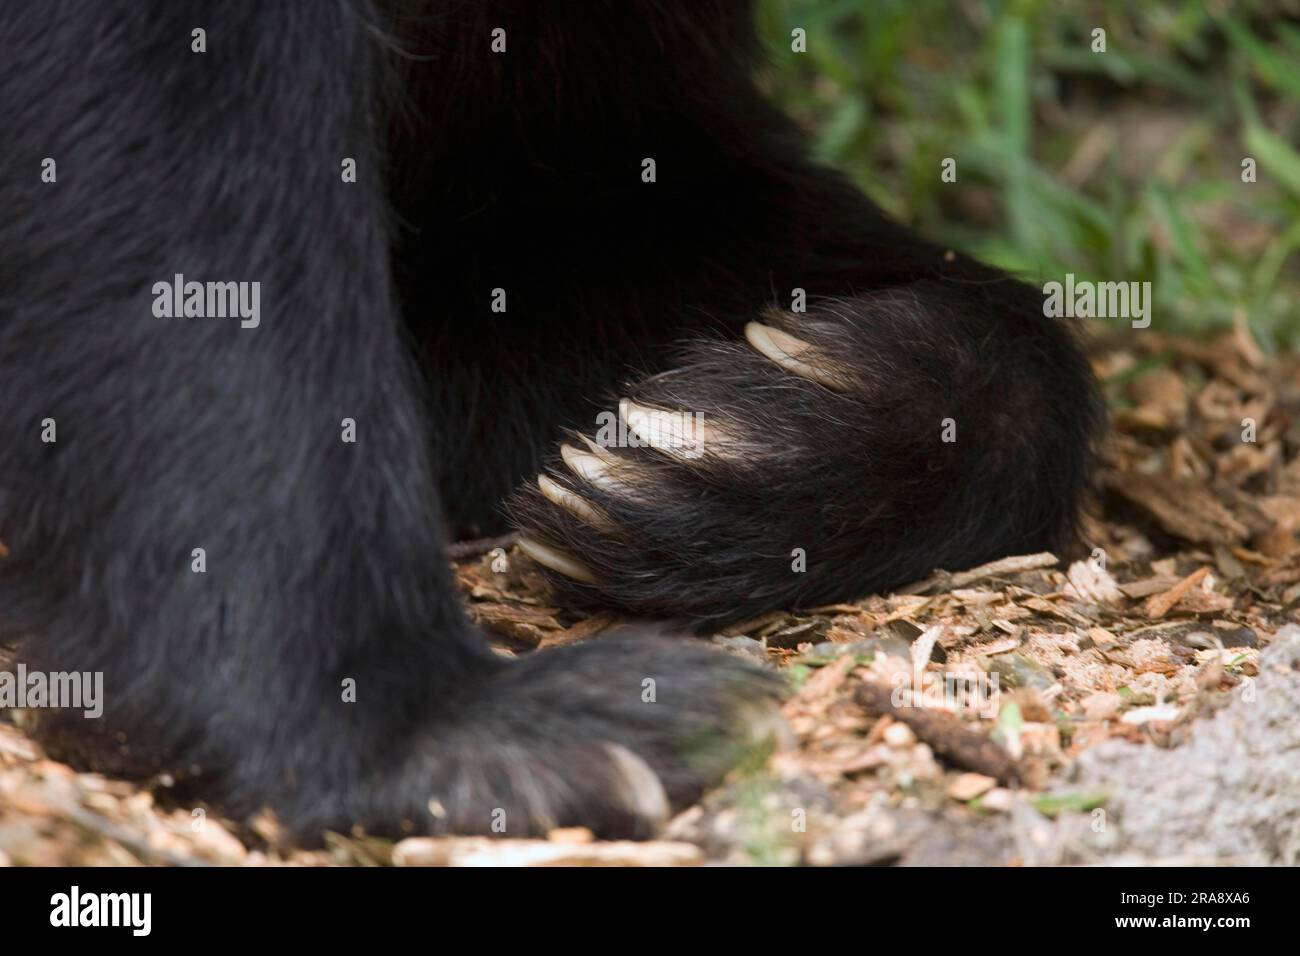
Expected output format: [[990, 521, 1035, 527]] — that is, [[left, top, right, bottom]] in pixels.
[[560, 442, 624, 492], [744, 321, 849, 390], [516, 536, 598, 584], [619, 399, 716, 459], [537, 473, 607, 527]]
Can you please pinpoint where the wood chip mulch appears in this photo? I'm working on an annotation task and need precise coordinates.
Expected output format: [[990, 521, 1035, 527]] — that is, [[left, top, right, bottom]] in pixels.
[[2, 328, 1297, 865]]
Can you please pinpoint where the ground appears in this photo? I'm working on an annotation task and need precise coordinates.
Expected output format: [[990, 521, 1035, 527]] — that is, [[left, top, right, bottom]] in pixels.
[[1, 324, 1297, 866]]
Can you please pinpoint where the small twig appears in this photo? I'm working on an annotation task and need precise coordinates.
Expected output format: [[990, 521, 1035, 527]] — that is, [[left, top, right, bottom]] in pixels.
[[1144, 566, 1210, 620], [446, 532, 518, 560], [900, 552, 1059, 595], [856, 682, 1021, 786]]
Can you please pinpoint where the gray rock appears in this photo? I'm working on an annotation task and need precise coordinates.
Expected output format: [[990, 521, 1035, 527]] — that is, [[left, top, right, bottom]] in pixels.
[[1020, 623, 1300, 865]]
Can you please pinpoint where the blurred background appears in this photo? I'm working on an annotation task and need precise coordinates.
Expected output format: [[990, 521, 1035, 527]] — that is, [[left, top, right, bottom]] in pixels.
[[755, 0, 1300, 349]]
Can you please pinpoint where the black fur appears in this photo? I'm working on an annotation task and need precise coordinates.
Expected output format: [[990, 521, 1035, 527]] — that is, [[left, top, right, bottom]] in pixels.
[[510, 281, 1099, 626], [0, 0, 1100, 837]]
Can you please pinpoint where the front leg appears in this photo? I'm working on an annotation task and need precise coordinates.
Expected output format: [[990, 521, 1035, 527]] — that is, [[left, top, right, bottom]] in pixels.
[[0, 0, 778, 838], [510, 279, 1103, 626]]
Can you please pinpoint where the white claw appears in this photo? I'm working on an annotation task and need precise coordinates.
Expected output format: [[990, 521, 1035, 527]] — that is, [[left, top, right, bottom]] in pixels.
[[537, 473, 606, 527], [516, 536, 598, 584], [744, 321, 848, 390], [560, 442, 623, 491], [619, 399, 714, 459], [575, 433, 615, 458], [603, 743, 670, 829]]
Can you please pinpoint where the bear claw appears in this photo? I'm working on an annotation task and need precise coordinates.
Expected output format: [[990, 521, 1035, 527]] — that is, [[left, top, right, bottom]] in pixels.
[[743, 320, 848, 390], [516, 536, 598, 584]]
